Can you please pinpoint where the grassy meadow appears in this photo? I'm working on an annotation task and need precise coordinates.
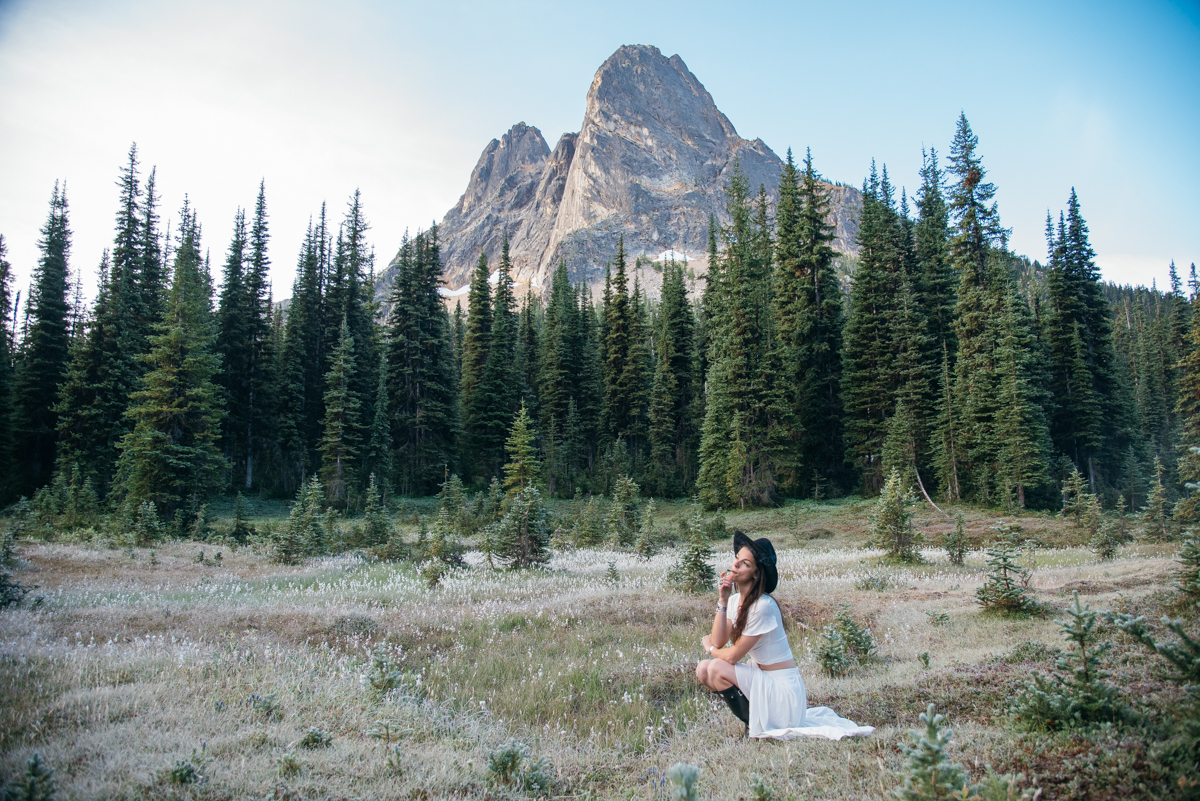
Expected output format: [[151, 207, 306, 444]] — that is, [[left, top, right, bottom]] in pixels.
[[0, 496, 1194, 800]]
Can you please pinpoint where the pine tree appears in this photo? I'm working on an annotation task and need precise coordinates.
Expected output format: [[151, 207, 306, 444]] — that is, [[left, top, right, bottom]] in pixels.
[[914, 148, 955, 361], [320, 316, 361, 508], [976, 534, 1043, 616], [460, 251, 493, 475], [1042, 192, 1128, 490], [697, 164, 793, 508], [386, 228, 459, 495], [215, 207, 252, 488], [114, 200, 226, 521], [516, 290, 540, 418], [945, 115, 1012, 503], [870, 467, 922, 562], [841, 163, 909, 493], [793, 149, 846, 493], [242, 182, 274, 489], [12, 182, 73, 494], [1145, 455, 1172, 541], [474, 237, 519, 480], [1176, 291, 1200, 522], [502, 403, 541, 496], [602, 237, 638, 449], [0, 236, 14, 501], [993, 283, 1051, 508], [363, 350, 393, 490], [1011, 592, 1127, 731]]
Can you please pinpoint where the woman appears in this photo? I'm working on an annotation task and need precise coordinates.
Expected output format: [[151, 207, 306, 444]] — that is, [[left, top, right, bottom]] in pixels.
[[695, 531, 874, 740]]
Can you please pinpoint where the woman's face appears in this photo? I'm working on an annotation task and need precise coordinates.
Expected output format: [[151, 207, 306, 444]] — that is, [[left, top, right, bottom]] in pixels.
[[731, 546, 757, 587]]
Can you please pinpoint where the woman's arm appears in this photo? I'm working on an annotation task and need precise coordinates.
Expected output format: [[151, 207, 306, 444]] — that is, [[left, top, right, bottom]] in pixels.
[[710, 632, 761, 665], [708, 571, 735, 647]]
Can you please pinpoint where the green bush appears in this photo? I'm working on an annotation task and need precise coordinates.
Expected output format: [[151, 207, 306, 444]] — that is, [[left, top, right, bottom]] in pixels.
[[1010, 592, 1128, 731]]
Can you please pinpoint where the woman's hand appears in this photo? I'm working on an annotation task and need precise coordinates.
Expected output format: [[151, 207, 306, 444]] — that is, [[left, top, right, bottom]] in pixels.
[[717, 569, 734, 602], [701, 634, 713, 653]]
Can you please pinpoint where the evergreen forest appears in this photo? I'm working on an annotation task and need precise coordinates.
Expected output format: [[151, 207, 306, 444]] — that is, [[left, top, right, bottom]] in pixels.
[[3, 115, 1199, 531]]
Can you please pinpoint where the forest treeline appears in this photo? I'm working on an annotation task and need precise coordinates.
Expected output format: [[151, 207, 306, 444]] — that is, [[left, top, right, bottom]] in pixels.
[[2, 114, 1199, 528]]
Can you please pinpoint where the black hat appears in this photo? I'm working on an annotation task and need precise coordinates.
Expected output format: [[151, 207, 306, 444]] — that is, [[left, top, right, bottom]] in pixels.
[[733, 531, 778, 594]]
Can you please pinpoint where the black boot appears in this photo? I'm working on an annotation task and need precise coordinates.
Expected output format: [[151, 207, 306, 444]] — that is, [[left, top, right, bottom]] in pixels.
[[715, 685, 750, 727]]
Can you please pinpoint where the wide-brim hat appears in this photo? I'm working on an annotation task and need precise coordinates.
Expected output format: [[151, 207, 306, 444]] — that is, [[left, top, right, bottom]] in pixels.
[[733, 531, 778, 594]]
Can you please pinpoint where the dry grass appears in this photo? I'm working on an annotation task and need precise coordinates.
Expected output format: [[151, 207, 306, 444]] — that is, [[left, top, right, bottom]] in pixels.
[[0, 500, 1189, 800]]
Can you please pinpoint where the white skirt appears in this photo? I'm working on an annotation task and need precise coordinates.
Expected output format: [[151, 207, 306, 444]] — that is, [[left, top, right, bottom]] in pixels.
[[734, 663, 875, 741]]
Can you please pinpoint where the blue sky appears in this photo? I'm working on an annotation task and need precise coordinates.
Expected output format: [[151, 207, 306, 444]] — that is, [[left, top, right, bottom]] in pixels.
[[0, 0, 1196, 301]]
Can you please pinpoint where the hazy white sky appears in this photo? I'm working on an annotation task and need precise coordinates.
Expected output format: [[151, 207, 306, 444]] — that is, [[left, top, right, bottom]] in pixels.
[[1, 0, 1196, 304]]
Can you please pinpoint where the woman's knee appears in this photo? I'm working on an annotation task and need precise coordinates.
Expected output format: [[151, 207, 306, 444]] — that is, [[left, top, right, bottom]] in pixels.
[[695, 660, 709, 685]]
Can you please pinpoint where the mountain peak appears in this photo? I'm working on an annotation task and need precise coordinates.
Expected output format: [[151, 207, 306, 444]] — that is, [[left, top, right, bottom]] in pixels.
[[383, 45, 861, 301]]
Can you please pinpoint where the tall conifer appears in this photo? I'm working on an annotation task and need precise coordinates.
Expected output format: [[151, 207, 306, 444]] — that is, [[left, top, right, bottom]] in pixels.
[[387, 228, 460, 494], [13, 182, 73, 493], [115, 200, 226, 520], [320, 316, 361, 506]]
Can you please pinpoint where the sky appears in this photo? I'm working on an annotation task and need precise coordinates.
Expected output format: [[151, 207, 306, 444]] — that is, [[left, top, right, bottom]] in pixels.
[[0, 0, 1197, 306]]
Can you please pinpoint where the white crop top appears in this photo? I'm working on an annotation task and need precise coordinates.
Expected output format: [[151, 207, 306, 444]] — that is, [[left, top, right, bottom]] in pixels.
[[726, 592, 793, 665]]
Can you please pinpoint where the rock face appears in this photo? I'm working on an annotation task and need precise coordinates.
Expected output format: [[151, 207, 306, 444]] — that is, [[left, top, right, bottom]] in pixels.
[[382, 44, 861, 301]]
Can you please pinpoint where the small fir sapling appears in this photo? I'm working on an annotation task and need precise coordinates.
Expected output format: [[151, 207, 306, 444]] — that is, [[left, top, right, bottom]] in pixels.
[[362, 474, 390, 546], [1083, 493, 1103, 540], [1089, 518, 1121, 561], [298, 727, 332, 749], [976, 532, 1044, 616], [943, 512, 968, 566], [3, 752, 57, 801], [748, 774, 778, 801], [870, 468, 923, 563], [1145, 456, 1174, 541], [605, 475, 641, 547], [492, 487, 552, 569], [1062, 467, 1088, 524], [1178, 530, 1200, 597], [1010, 592, 1127, 731], [892, 704, 1032, 801], [486, 739, 554, 795], [667, 507, 715, 593], [634, 498, 657, 559], [604, 561, 620, 586], [1110, 607, 1200, 797], [231, 492, 255, 543], [666, 763, 701, 801], [818, 603, 876, 677]]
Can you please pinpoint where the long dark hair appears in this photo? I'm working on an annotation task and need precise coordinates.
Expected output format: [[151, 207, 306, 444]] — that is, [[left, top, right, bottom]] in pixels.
[[731, 551, 769, 644]]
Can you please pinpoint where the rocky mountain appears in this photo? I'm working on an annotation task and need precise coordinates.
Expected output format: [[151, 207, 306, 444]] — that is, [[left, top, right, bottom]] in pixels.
[[380, 44, 861, 302]]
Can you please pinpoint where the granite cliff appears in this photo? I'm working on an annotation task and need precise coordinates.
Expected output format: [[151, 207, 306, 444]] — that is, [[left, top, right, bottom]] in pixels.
[[381, 44, 861, 301]]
